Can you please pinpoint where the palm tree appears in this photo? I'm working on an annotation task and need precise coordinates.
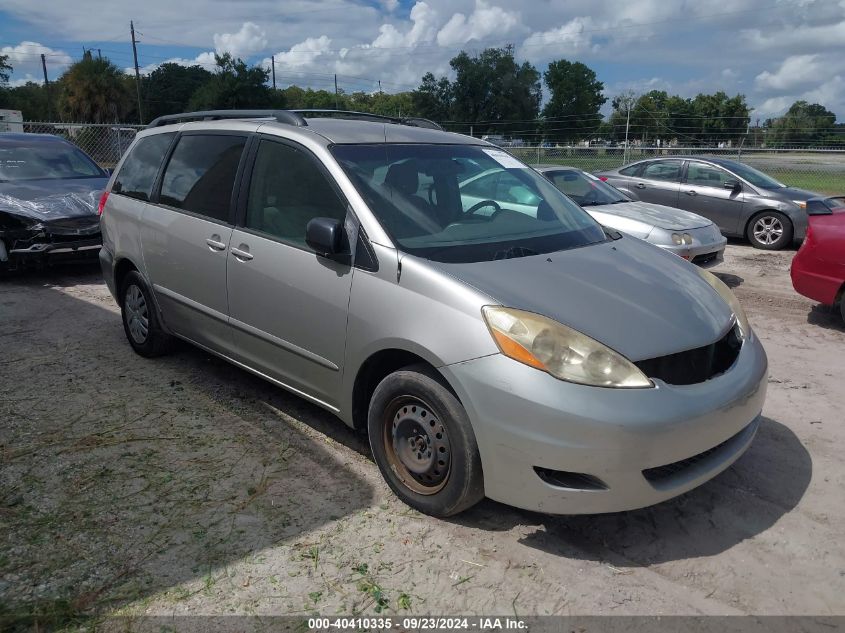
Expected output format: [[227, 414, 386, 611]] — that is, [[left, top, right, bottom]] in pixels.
[[57, 52, 131, 123]]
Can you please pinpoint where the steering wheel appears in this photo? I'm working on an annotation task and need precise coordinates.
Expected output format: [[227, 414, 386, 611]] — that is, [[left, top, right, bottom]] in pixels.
[[464, 199, 502, 219], [581, 189, 600, 205]]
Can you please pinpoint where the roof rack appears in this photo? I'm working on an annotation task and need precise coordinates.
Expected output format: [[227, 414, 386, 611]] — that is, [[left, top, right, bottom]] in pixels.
[[290, 109, 443, 130], [147, 109, 443, 131], [147, 110, 307, 128]]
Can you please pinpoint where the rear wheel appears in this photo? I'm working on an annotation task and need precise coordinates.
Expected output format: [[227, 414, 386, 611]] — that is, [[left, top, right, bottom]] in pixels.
[[747, 211, 793, 250], [840, 296, 845, 325], [367, 366, 484, 517], [120, 271, 174, 357]]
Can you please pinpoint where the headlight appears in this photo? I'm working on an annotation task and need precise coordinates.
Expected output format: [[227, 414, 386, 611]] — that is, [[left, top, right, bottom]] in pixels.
[[792, 200, 807, 210], [671, 232, 683, 245], [481, 306, 652, 388], [682, 232, 692, 245], [697, 269, 751, 340]]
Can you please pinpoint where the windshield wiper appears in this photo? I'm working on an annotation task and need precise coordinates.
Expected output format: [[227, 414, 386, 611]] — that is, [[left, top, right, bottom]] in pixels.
[[493, 246, 539, 260]]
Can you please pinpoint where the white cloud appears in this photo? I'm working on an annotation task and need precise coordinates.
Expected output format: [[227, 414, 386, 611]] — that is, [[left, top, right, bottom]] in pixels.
[[519, 16, 594, 58], [373, 2, 439, 48], [1, 41, 73, 79], [213, 21, 267, 58], [743, 20, 845, 51], [264, 35, 333, 72], [436, 0, 522, 46], [755, 55, 823, 92]]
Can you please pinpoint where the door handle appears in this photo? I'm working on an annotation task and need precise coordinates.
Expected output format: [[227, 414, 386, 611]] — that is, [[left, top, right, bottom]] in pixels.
[[685, 190, 697, 196], [231, 245, 253, 261], [635, 183, 646, 189], [206, 235, 226, 251]]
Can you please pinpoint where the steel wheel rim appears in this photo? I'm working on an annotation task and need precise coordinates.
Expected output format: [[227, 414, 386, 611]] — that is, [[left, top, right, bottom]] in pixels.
[[382, 396, 451, 495], [753, 216, 783, 245], [124, 284, 149, 344]]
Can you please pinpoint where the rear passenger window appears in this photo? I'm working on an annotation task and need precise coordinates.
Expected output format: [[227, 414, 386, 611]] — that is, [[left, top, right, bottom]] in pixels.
[[159, 134, 246, 222], [112, 133, 175, 201], [244, 140, 347, 247]]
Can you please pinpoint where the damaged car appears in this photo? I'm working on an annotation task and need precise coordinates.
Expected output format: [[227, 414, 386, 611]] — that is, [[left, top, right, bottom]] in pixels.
[[0, 132, 109, 273]]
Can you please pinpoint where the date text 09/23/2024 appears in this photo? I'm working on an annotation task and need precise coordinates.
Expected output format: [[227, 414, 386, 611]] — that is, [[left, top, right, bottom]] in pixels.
[[308, 617, 527, 630]]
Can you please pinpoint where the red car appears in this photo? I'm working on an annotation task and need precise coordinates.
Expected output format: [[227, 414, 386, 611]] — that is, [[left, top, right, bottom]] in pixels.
[[791, 196, 845, 323]]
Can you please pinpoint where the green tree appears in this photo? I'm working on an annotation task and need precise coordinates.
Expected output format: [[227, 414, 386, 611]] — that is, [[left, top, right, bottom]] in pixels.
[[412, 72, 452, 122], [449, 46, 541, 136], [188, 53, 272, 110], [689, 91, 749, 144], [542, 60, 606, 142], [0, 82, 50, 120], [143, 63, 213, 121], [768, 101, 836, 146], [56, 52, 132, 123], [0, 53, 11, 86]]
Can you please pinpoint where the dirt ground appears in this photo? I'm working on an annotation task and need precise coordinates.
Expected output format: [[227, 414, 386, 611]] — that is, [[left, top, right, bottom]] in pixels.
[[1, 242, 843, 626]]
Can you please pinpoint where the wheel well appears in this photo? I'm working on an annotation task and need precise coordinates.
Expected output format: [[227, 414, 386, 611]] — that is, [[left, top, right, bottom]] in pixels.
[[744, 209, 791, 236], [836, 282, 845, 306], [113, 258, 139, 305], [351, 350, 445, 432]]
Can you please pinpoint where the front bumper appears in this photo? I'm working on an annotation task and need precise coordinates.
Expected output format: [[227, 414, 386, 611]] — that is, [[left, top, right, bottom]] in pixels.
[[651, 228, 728, 268], [441, 333, 767, 515]]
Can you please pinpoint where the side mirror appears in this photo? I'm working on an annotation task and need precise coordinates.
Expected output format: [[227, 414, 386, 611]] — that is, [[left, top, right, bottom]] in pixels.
[[306, 217, 346, 257], [723, 180, 740, 190]]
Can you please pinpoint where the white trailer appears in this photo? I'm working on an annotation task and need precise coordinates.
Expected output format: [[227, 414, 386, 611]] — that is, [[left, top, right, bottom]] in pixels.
[[0, 110, 24, 133]]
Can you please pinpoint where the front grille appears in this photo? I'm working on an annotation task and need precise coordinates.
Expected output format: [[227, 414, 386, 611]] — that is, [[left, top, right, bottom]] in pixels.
[[692, 251, 719, 265], [634, 325, 742, 386], [642, 418, 758, 486]]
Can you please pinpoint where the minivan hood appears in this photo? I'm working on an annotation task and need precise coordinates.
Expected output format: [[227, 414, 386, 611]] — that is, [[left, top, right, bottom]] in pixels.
[[590, 200, 711, 230], [431, 237, 734, 362]]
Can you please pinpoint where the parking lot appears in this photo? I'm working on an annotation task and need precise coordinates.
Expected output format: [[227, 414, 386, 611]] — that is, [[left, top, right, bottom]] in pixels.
[[1, 242, 843, 623]]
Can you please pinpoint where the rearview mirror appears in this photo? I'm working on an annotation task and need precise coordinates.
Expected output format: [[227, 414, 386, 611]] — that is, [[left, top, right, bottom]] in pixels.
[[306, 217, 346, 257]]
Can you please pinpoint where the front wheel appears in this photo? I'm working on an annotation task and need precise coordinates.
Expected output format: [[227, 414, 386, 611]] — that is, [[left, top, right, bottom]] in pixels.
[[747, 211, 793, 250], [367, 366, 484, 517]]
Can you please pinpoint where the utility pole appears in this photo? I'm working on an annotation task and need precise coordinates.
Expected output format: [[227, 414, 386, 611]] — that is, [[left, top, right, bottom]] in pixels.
[[334, 74, 339, 110], [378, 79, 382, 93], [623, 104, 631, 164], [40, 54, 51, 120], [130, 20, 143, 124], [271, 56, 276, 89]]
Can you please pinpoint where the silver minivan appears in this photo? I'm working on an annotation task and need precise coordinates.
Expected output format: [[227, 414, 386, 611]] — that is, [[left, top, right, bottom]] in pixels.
[[99, 110, 768, 517]]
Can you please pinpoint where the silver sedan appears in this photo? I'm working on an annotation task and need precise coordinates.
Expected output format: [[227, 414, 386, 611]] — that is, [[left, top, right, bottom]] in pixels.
[[535, 165, 727, 267]]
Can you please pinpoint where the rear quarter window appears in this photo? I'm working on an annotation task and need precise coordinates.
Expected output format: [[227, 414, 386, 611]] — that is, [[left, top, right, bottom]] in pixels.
[[112, 133, 175, 201], [619, 164, 641, 177]]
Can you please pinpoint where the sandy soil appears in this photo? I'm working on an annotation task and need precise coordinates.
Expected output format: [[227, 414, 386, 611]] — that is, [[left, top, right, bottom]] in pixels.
[[1, 243, 843, 626]]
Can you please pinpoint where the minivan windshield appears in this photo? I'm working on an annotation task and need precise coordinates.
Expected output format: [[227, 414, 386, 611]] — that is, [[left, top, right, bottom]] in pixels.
[[331, 144, 606, 263], [721, 160, 785, 190]]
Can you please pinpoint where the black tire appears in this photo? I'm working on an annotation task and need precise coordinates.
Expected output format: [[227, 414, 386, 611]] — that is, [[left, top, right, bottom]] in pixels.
[[120, 270, 174, 357], [746, 211, 793, 250], [367, 365, 484, 517], [840, 296, 845, 325]]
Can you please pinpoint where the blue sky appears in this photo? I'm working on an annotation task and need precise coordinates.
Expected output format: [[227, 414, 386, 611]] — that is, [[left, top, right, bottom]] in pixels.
[[2, 0, 844, 121]]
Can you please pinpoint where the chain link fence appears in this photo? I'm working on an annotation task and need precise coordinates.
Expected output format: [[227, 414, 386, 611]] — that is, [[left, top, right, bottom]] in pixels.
[[19, 122, 845, 195], [508, 145, 845, 195], [23, 122, 145, 169]]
